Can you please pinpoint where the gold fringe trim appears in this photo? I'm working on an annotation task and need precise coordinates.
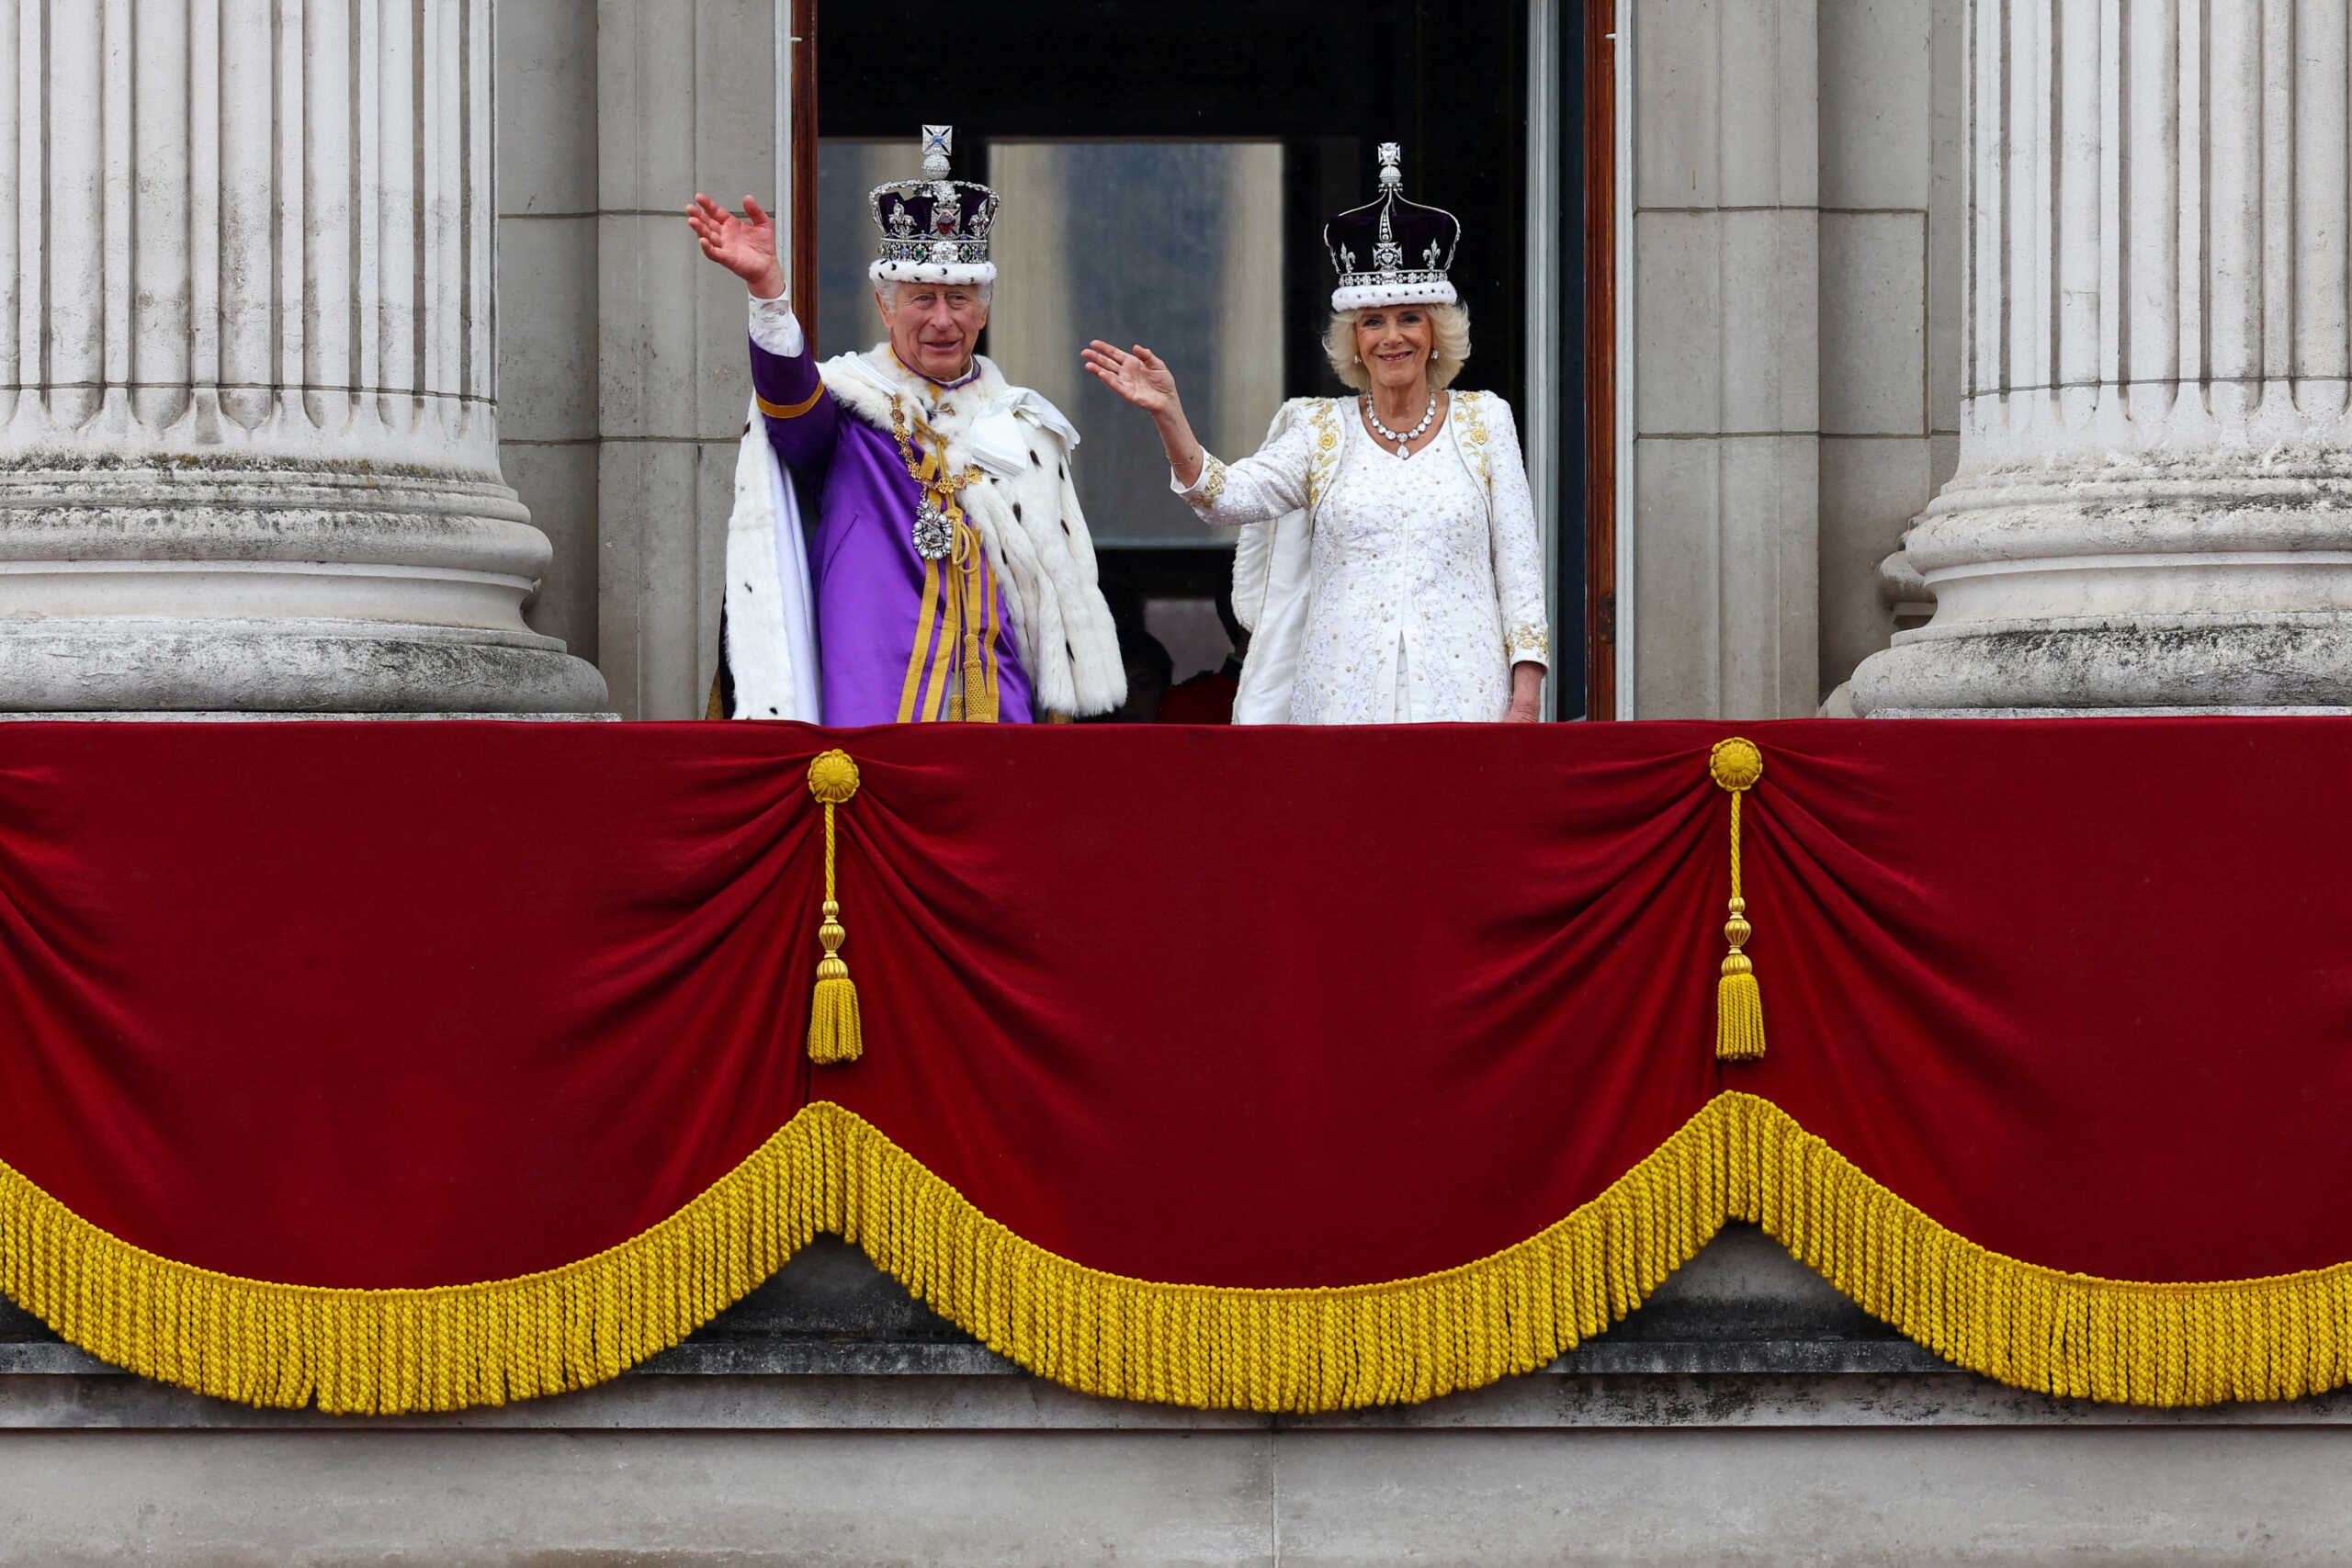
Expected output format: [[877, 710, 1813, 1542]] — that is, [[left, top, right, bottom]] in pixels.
[[1718, 1092, 2352, 1405], [819, 1102, 1728, 1411], [0, 1110, 841, 1415], [2, 1095, 2348, 1413]]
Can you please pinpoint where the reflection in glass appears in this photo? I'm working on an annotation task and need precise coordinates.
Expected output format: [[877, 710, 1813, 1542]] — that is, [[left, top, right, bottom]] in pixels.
[[989, 141, 1284, 545], [815, 140, 900, 361]]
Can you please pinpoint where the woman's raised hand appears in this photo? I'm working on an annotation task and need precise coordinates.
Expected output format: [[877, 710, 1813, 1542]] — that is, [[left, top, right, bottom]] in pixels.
[[1082, 343, 1181, 417], [1086, 341, 1205, 485], [685, 193, 786, 298]]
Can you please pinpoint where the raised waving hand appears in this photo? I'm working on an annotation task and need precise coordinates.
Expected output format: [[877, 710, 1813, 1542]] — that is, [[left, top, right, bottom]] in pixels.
[[684, 193, 786, 299], [1082, 342, 1181, 416], [1083, 341, 1204, 485]]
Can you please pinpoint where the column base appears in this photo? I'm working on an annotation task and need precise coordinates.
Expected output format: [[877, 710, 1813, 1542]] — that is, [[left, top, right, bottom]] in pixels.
[[1850, 615, 2352, 716], [0, 619, 611, 715]]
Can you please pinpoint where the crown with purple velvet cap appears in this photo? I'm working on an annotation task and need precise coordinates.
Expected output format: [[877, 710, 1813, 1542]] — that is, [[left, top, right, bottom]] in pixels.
[[869, 125, 1001, 288], [1323, 142, 1461, 311]]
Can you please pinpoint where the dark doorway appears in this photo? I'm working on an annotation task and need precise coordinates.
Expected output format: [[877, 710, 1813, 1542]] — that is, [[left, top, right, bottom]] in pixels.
[[814, 1, 1600, 716]]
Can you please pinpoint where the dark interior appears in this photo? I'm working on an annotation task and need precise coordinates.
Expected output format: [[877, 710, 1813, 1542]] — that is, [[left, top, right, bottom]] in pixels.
[[821, 0, 1589, 712]]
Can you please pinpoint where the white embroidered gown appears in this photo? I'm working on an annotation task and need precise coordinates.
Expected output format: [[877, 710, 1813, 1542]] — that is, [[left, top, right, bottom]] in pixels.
[[1175, 393, 1551, 723]]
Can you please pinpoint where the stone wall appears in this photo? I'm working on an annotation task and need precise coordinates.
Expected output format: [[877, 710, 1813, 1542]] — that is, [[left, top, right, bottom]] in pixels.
[[499, 0, 776, 720], [1815, 0, 1962, 707], [1629, 0, 1962, 718], [1630, 0, 1822, 719]]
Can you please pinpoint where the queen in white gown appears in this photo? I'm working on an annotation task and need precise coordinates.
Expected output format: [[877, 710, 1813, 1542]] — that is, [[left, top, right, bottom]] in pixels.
[[1085, 144, 1548, 724]]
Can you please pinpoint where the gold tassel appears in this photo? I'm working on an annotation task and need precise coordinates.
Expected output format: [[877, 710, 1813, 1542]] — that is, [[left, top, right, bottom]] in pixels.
[[806, 749, 864, 1065], [959, 559, 988, 725], [951, 518, 999, 724], [1709, 737, 1767, 1061]]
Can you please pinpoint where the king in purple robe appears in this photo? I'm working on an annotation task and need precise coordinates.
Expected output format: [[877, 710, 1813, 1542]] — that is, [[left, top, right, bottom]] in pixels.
[[685, 126, 1125, 724]]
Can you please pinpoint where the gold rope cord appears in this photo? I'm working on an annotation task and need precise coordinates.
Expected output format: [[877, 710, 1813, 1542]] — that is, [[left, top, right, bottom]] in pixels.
[[0, 1093, 2346, 1414], [1710, 737, 1768, 1061], [805, 750, 864, 1064]]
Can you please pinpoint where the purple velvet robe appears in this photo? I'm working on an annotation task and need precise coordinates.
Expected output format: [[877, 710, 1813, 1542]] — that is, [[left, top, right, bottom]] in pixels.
[[751, 337, 1035, 725]]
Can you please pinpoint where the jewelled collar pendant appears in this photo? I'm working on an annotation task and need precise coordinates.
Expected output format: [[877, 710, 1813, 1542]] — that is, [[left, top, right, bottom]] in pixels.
[[912, 495, 954, 560]]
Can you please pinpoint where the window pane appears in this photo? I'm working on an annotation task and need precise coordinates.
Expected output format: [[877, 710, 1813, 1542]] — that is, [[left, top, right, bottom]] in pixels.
[[987, 141, 1285, 546], [814, 140, 899, 359]]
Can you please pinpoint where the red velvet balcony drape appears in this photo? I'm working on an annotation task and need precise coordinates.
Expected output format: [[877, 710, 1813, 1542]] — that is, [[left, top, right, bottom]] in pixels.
[[0, 718, 2342, 1412]]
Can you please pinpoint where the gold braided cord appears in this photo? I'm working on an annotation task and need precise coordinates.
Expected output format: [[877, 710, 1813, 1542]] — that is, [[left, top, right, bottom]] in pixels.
[[1, 1095, 2349, 1413], [1727, 790, 1743, 900]]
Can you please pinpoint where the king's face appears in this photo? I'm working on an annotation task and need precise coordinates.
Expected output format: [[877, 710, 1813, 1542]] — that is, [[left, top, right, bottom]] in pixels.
[[883, 284, 989, 382]]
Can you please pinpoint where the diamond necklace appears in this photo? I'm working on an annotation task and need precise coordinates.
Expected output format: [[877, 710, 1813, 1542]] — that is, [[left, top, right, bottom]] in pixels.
[[1363, 390, 1437, 457]]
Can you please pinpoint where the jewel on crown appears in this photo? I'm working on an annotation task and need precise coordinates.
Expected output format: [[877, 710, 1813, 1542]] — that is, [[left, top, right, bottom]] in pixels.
[[921, 125, 954, 178]]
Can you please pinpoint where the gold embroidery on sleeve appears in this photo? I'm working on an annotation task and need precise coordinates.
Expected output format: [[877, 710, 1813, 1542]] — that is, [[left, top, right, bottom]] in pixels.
[[1306, 399, 1341, 509], [1198, 456, 1229, 507], [1458, 391, 1492, 489]]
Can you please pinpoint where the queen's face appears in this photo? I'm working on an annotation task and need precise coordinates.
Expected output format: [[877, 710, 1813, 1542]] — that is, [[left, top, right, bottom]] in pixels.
[[1354, 307, 1433, 394], [882, 283, 989, 381]]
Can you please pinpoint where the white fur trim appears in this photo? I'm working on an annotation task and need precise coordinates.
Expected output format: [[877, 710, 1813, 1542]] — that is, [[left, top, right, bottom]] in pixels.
[[817, 347, 1125, 717], [1330, 278, 1459, 310], [868, 258, 999, 287], [722, 401, 821, 720]]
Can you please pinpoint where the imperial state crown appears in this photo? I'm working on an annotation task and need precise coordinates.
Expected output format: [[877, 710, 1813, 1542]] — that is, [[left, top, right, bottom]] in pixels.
[[869, 124, 1001, 287]]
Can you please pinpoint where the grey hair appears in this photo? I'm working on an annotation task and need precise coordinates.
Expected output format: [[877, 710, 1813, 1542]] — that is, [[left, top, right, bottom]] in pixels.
[[1325, 301, 1471, 392]]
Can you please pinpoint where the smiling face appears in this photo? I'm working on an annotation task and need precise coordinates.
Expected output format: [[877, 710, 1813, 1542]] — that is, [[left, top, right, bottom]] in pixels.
[[880, 283, 989, 381], [1352, 307, 1434, 395]]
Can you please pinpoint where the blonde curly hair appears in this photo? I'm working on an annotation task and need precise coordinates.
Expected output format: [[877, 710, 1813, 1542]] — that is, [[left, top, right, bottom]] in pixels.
[[1324, 301, 1471, 392]]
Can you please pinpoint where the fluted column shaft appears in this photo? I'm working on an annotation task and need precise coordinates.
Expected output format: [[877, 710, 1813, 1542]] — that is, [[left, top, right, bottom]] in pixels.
[[1854, 0, 2352, 714], [0, 0, 604, 713]]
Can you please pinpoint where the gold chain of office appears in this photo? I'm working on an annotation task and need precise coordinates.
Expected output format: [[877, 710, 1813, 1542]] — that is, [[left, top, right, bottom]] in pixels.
[[888, 396, 984, 562]]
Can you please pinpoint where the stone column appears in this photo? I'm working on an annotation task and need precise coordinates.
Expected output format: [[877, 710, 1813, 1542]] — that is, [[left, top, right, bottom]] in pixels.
[[0, 0, 606, 714], [1852, 0, 2352, 715]]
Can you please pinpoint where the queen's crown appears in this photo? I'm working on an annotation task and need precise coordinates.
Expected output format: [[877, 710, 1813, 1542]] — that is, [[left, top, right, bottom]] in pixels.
[[1322, 142, 1462, 311]]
